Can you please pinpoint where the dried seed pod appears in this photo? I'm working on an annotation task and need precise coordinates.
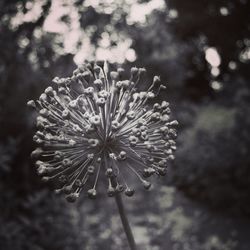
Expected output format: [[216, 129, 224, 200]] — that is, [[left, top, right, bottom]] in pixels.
[[29, 61, 178, 201]]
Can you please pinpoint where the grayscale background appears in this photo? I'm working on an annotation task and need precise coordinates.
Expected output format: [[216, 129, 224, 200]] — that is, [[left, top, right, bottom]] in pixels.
[[0, 0, 250, 249]]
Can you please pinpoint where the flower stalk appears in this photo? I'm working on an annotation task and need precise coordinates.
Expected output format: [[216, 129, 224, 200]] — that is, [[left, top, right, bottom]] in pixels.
[[115, 193, 137, 250]]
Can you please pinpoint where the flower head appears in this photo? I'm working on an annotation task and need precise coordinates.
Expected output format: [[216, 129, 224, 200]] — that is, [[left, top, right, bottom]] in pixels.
[[28, 61, 178, 202]]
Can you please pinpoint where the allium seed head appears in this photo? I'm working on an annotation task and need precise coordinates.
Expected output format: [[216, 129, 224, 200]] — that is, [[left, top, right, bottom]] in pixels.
[[28, 61, 178, 202]]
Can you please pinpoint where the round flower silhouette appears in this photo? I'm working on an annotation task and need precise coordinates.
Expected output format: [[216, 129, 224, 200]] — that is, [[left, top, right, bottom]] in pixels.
[[28, 61, 178, 202]]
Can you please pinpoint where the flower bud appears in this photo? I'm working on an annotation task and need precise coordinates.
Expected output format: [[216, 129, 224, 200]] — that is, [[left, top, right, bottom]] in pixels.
[[107, 187, 116, 197], [110, 71, 119, 80], [106, 168, 113, 177], [27, 100, 36, 108], [131, 67, 138, 76], [125, 189, 135, 197], [31, 148, 43, 159], [94, 79, 102, 86], [66, 193, 79, 202], [89, 115, 101, 125], [143, 180, 151, 190], [88, 189, 97, 199], [63, 185, 73, 195], [88, 165, 95, 175], [117, 67, 125, 76]]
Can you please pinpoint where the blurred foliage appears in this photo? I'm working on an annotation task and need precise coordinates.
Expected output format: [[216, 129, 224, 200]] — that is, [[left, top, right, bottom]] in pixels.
[[172, 93, 250, 214], [0, 190, 84, 250], [0, 0, 250, 249]]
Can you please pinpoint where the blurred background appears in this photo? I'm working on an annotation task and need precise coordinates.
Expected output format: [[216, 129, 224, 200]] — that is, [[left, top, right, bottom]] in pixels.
[[0, 0, 250, 249]]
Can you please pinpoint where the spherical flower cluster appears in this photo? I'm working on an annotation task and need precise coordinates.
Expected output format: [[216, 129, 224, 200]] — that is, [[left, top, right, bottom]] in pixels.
[[28, 61, 178, 202]]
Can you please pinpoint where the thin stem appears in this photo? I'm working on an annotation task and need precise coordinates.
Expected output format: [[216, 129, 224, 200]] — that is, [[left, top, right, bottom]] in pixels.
[[114, 192, 137, 250]]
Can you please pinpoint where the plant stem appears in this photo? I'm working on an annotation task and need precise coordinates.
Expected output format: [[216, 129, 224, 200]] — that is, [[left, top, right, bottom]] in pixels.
[[115, 192, 137, 250]]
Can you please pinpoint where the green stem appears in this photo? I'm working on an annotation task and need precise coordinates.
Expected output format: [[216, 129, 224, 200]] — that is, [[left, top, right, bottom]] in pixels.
[[115, 192, 137, 250]]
